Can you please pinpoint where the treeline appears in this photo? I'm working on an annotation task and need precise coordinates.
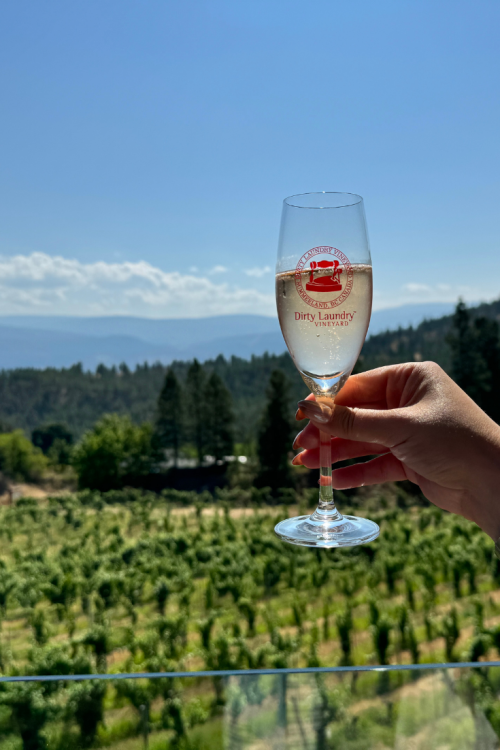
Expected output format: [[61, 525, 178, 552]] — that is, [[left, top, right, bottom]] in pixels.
[[0, 353, 304, 444], [0, 298, 499, 446], [360, 297, 500, 374], [0, 365, 296, 494]]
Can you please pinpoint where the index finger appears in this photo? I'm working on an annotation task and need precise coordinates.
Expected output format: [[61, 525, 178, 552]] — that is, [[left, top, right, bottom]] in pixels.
[[295, 367, 392, 421], [334, 367, 394, 409], [295, 364, 415, 420]]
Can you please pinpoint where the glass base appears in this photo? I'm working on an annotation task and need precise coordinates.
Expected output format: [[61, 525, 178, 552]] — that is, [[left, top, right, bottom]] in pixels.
[[274, 514, 380, 549]]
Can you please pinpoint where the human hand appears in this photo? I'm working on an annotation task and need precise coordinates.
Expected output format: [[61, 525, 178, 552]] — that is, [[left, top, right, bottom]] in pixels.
[[292, 362, 500, 540]]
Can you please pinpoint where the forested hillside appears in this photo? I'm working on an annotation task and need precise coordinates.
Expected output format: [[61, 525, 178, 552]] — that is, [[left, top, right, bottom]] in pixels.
[[0, 298, 498, 442], [360, 297, 500, 372]]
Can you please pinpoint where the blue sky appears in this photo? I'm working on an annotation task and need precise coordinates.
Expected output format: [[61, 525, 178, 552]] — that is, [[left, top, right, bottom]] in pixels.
[[0, 0, 498, 317]]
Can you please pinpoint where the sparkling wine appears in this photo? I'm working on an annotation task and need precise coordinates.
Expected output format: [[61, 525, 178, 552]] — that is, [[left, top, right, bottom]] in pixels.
[[276, 264, 372, 395]]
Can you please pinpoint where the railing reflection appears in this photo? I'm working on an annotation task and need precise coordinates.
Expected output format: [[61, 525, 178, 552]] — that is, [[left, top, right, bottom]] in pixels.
[[1, 663, 500, 749]]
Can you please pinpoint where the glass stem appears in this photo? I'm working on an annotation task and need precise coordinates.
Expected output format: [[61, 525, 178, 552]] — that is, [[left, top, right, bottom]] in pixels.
[[310, 430, 343, 524]]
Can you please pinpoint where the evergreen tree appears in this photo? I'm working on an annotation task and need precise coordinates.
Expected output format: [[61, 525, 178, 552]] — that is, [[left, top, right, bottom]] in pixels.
[[473, 316, 500, 423], [448, 301, 491, 407], [204, 372, 234, 461], [256, 369, 293, 490], [185, 359, 207, 464], [156, 368, 184, 466], [448, 301, 500, 423]]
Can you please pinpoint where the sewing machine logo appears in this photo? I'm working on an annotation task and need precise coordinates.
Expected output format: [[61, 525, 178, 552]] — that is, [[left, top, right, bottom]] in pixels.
[[306, 259, 343, 292], [295, 246, 353, 309]]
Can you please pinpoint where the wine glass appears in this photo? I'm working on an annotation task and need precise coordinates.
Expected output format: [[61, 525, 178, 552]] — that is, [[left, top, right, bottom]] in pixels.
[[274, 192, 380, 548]]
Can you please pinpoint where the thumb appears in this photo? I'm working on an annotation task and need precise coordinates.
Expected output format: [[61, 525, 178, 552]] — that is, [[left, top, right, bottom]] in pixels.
[[297, 399, 407, 447]]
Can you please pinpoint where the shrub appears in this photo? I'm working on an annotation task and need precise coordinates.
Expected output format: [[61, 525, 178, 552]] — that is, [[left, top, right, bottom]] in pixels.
[[72, 414, 158, 491], [0, 430, 47, 482]]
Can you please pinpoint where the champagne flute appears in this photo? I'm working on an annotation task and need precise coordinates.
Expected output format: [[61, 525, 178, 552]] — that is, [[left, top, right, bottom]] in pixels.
[[274, 192, 380, 548]]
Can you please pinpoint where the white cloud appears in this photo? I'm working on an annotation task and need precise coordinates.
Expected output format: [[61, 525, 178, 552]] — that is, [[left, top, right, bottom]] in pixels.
[[372, 280, 497, 311], [403, 283, 432, 293], [0, 252, 275, 317], [208, 265, 228, 275], [245, 266, 272, 278], [401, 282, 482, 299]]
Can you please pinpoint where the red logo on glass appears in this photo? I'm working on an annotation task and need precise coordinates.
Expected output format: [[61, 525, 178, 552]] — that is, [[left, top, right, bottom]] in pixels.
[[295, 246, 353, 309]]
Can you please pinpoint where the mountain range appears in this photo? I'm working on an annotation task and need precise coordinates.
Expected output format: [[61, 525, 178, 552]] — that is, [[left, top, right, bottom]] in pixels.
[[0, 302, 459, 370]]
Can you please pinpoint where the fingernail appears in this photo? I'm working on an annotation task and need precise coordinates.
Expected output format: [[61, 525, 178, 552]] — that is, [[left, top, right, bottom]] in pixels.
[[295, 408, 305, 421], [292, 453, 303, 466], [297, 400, 332, 424], [292, 431, 303, 449]]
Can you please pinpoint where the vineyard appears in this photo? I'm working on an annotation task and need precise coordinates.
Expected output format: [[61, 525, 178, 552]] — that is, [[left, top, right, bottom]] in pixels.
[[1, 485, 500, 748]]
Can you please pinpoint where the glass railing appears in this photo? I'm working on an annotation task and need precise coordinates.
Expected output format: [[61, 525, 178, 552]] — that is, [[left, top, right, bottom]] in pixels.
[[2, 662, 500, 749]]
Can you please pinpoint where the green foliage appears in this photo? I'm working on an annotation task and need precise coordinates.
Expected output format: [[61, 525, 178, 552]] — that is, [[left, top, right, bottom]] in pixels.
[[439, 607, 460, 662], [406, 619, 419, 664], [448, 300, 490, 402], [336, 608, 353, 666], [156, 368, 184, 466], [0, 430, 47, 482], [66, 680, 106, 747], [197, 612, 216, 651], [238, 598, 257, 637], [1, 298, 500, 470], [154, 577, 171, 615], [0, 570, 15, 615], [468, 632, 492, 662], [448, 300, 500, 421], [79, 625, 111, 672], [72, 414, 157, 490], [256, 369, 293, 490], [185, 359, 207, 465], [30, 610, 49, 647], [31, 423, 73, 467], [371, 615, 392, 666], [0, 683, 56, 750], [204, 371, 234, 461], [396, 604, 408, 651], [0, 490, 498, 747]]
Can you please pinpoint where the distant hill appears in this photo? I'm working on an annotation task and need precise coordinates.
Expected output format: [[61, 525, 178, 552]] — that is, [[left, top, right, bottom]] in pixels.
[[0, 297, 498, 442], [0, 302, 462, 370], [361, 298, 500, 374]]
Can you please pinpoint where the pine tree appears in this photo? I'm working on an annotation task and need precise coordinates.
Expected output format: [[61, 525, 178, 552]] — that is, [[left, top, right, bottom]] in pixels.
[[256, 369, 293, 490], [473, 316, 500, 423], [156, 368, 184, 467], [448, 300, 490, 406], [204, 372, 234, 461], [185, 359, 207, 465], [448, 301, 500, 423]]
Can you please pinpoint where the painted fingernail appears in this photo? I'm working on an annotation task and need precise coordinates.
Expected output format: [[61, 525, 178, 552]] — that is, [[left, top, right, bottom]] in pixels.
[[295, 408, 305, 421], [297, 400, 332, 424], [292, 431, 303, 449], [292, 452, 303, 466]]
